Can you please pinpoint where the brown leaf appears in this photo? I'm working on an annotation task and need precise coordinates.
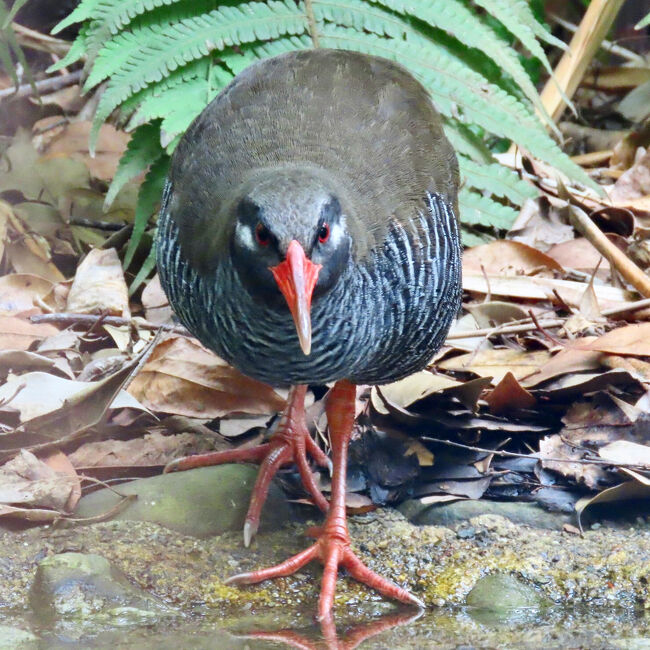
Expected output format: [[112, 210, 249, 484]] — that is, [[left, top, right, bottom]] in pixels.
[[463, 273, 629, 311], [609, 148, 650, 204], [576, 469, 650, 525], [484, 372, 536, 414], [0, 449, 78, 513], [141, 274, 173, 325], [598, 441, 650, 469], [66, 248, 130, 318], [68, 431, 215, 469], [579, 323, 650, 356], [37, 121, 130, 182], [0, 350, 73, 379], [546, 238, 610, 277], [463, 240, 563, 275], [522, 344, 602, 388], [438, 349, 551, 383], [42, 451, 81, 512], [0, 274, 56, 315], [128, 336, 286, 418], [0, 315, 59, 351], [539, 435, 607, 489]]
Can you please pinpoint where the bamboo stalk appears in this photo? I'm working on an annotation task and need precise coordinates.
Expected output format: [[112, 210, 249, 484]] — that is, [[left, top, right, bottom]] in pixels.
[[539, 0, 627, 123]]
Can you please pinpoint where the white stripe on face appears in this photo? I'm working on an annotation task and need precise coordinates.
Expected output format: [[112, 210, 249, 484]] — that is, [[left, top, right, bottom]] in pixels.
[[235, 221, 256, 250]]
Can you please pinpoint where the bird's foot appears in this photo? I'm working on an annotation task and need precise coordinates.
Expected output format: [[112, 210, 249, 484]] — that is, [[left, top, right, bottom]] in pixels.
[[164, 385, 330, 545], [225, 521, 424, 622]]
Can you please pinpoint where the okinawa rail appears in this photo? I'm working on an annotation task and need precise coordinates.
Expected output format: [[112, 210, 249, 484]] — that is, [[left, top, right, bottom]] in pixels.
[[156, 48, 462, 621]]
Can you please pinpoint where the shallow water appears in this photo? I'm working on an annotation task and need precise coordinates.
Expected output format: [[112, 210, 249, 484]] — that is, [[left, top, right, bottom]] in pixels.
[[4, 604, 649, 649]]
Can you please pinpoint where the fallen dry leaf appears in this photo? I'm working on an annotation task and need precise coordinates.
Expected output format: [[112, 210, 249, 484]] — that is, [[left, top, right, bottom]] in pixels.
[[546, 238, 611, 277], [0, 274, 56, 315], [609, 147, 650, 204], [0, 315, 59, 351], [463, 240, 563, 275], [66, 248, 130, 318], [68, 431, 215, 469], [598, 440, 650, 469], [438, 349, 551, 383], [36, 120, 130, 182], [0, 449, 79, 513], [0, 358, 148, 447], [141, 274, 173, 325], [484, 372, 536, 414], [463, 273, 630, 311], [128, 336, 286, 418], [579, 323, 650, 356], [539, 435, 608, 490], [522, 344, 602, 387]]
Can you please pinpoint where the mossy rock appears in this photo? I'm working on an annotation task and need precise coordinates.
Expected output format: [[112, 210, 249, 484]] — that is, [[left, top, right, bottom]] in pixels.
[[74, 465, 290, 538]]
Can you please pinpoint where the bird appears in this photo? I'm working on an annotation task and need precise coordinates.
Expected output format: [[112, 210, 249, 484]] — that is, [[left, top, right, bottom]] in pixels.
[[156, 48, 462, 622]]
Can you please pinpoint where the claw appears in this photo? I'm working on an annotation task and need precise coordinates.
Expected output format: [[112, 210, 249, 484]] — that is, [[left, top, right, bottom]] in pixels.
[[243, 520, 257, 548]]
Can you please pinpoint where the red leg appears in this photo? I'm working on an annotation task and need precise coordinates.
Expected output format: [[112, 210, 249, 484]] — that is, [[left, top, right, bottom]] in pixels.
[[164, 384, 329, 544], [227, 380, 425, 620]]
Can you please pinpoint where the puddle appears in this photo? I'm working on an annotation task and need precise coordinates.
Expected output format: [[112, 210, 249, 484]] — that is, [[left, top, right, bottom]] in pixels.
[[3, 604, 649, 649]]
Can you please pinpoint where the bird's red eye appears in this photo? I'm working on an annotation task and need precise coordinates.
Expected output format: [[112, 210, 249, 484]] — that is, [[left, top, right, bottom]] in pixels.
[[318, 223, 330, 244], [255, 223, 271, 246]]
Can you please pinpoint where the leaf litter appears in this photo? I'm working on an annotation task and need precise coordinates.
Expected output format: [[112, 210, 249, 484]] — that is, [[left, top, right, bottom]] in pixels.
[[1, 30, 650, 530]]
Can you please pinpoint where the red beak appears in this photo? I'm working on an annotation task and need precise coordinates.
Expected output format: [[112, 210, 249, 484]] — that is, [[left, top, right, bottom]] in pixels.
[[270, 240, 321, 355]]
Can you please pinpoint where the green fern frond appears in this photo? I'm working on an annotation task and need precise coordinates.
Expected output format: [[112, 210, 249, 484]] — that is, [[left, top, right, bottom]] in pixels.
[[473, 0, 573, 111], [51, 0, 99, 33], [373, 0, 557, 133], [104, 122, 165, 209], [461, 229, 493, 246], [443, 120, 492, 164], [459, 187, 519, 228], [88, 1, 308, 149], [636, 11, 650, 30], [124, 154, 169, 270], [459, 156, 536, 205], [53, 0, 597, 248]]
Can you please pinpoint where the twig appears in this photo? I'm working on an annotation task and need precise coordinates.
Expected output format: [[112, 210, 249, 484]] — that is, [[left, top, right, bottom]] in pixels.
[[568, 206, 650, 298], [68, 218, 126, 232], [30, 312, 189, 335], [421, 436, 650, 471], [539, 0, 626, 122], [0, 69, 82, 100], [549, 13, 647, 65], [447, 297, 650, 341], [11, 22, 71, 58], [528, 310, 566, 347], [303, 0, 320, 48]]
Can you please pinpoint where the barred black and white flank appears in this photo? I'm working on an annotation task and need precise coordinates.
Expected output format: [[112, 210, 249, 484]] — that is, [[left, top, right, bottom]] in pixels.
[[156, 49, 462, 388]]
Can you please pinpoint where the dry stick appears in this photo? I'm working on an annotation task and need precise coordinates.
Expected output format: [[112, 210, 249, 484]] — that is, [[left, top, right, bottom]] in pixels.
[[446, 296, 650, 341], [0, 69, 82, 100], [539, 0, 627, 123], [548, 12, 646, 66], [30, 312, 189, 335], [422, 436, 649, 471], [569, 207, 650, 298]]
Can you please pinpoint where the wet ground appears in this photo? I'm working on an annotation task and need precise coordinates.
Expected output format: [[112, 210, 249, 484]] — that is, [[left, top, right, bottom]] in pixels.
[[1, 467, 649, 648]]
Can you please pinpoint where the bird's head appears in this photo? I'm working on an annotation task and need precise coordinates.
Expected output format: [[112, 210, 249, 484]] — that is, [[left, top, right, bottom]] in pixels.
[[229, 166, 352, 355]]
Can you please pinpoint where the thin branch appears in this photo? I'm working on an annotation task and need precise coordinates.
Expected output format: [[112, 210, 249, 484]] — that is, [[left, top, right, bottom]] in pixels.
[[303, 0, 320, 48], [421, 436, 650, 471], [447, 296, 650, 341], [539, 0, 627, 122], [568, 206, 650, 298], [30, 312, 189, 335], [0, 69, 82, 100]]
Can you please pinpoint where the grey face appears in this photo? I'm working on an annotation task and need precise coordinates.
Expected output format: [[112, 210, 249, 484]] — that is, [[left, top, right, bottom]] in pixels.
[[230, 167, 352, 303]]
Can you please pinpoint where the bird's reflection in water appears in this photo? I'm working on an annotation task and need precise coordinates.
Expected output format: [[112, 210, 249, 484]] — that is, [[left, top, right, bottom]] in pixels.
[[233, 607, 422, 650]]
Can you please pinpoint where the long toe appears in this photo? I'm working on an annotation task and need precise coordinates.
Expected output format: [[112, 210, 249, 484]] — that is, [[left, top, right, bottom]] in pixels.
[[342, 547, 425, 609]]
